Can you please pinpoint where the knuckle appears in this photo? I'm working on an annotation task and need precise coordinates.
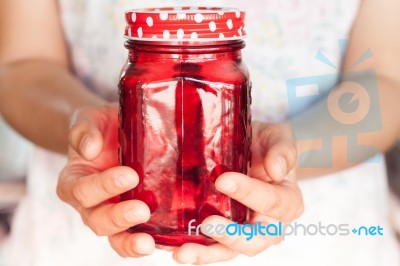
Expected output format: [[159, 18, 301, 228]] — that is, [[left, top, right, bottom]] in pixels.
[[81, 214, 90, 227], [123, 237, 137, 257], [113, 248, 128, 258], [110, 218, 125, 232], [56, 182, 66, 202], [243, 246, 262, 257], [109, 208, 127, 230], [92, 226, 104, 236], [192, 249, 209, 264], [98, 176, 117, 197], [259, 190, 280, 215], [109, 237, 129, 258], [81, 210, 95, 231], [222, 234, 241, 248], [56, 169, 69, 202], [89, 219, 105, 236], [117, 251, 129, 258], [225, 249, 239, 260], [72, 182, 92, 208], [82, 208, 109, 236], [284, 208, 298, 222], [243, 240, 269, 257], [281, 191, 303, 222], [269, 189, 281, 209], [235, 183, 252, 202]]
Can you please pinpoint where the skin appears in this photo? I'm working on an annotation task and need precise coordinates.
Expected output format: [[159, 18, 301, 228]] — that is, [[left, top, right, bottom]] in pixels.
[[0, 0, 400, 264]]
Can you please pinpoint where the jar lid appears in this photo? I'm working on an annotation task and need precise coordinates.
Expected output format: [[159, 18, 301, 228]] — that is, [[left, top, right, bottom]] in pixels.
[[125, 7, 247, 42]]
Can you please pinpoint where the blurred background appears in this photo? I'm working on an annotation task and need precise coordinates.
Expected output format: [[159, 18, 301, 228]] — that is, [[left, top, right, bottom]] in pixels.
[[386, 142, 400, 240], [0, 116, 32, 249]]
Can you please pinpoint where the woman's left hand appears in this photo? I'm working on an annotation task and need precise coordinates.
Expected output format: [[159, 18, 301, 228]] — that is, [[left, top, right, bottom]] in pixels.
[[172, 122, 304, 264]]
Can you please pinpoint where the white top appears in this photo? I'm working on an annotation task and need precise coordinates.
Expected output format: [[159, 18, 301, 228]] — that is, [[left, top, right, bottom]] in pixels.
[[2, 0, 400, 265]]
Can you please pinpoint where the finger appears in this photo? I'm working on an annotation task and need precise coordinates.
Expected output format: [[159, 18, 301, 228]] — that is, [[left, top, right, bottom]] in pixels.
[[81, 200, 150, 236], [72, 166, 139, 208], [69, 112, 104, 161], [216, 172, 303, 221], [264, 136, 297, 182], [108, 232, 155, 258], [199, 216, 282, 257], [173, 243, 238, 265]]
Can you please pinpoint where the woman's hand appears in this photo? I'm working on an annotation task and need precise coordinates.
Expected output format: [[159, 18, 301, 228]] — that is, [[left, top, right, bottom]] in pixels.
[[172, 122, 304, 264], [57, 106, 303, 263], [57, 104, 156, 257]]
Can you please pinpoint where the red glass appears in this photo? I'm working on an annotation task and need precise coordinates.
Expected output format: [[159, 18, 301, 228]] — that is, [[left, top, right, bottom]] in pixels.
[[119, 40, 251, 246]]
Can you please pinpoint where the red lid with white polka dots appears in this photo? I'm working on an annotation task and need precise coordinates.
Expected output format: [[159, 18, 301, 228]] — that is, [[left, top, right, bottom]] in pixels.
[[125, 7, 246, 42]]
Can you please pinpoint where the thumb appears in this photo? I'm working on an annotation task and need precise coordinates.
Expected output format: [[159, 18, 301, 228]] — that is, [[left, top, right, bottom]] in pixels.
[[263, 124, 297, 182], [69, 109, 104, 161]]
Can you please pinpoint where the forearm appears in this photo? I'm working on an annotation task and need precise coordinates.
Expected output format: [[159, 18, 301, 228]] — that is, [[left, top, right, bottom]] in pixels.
[[294, 74, 400, 179], [0, 60, 106, 154]]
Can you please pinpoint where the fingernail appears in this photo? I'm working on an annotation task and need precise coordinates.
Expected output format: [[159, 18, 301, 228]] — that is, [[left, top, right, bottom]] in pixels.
[[125, 208, 139, 222], [134, 241, 153, 255], [217, 179, 237, 193], [275, 156, 287, 177], [79, 135, 91, 153], [115, 173, 137, 188]]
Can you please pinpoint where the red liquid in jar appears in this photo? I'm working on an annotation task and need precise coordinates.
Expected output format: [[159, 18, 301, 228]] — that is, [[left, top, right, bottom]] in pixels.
[[119, 41, 251, 246]]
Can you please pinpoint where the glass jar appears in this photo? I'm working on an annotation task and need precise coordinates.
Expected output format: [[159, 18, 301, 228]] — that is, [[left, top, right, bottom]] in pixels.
[[119, 7, 252, 246]]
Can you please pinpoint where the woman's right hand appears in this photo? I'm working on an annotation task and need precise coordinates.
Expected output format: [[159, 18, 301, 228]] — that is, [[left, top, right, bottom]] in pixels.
[[56, 104, 156, 257]]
